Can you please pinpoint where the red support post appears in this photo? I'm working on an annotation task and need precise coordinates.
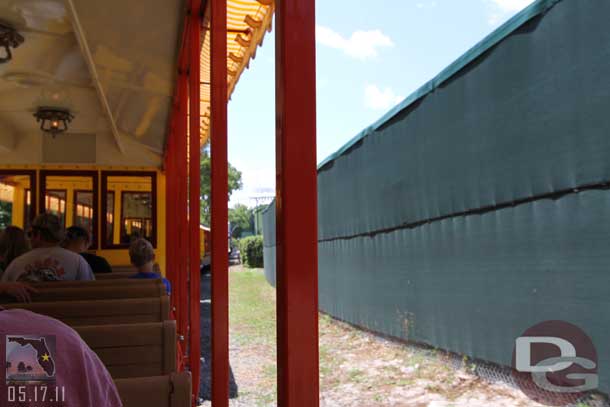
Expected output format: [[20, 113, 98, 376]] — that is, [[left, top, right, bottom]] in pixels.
[[188, 0, 202, 404], [176, 63, 190, 346], [210, 0, 229, 405], [275, 0, 319, 405], [165, 126, 176, 295]]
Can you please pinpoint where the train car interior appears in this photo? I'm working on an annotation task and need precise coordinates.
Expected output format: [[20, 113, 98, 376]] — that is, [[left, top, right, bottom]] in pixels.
[[0, 0, 318, 406]]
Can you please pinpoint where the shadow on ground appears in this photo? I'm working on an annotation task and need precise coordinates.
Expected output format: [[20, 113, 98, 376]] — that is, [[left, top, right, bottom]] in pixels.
[[199, 273, 239, 401]]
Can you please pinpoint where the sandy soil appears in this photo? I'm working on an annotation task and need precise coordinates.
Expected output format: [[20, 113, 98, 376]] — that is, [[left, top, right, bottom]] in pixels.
[[200, 267, 593, 407]]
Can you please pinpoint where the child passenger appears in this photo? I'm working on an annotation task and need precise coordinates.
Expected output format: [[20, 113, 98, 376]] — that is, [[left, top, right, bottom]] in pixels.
[[128, 238, 171, 295]]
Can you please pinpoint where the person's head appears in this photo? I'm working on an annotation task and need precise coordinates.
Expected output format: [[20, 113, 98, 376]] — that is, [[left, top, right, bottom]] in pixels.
[[28, 213, 64, 249], [129, 238, 156, 272], [0, 226, 30, 267], [62, 226, 91, 254]]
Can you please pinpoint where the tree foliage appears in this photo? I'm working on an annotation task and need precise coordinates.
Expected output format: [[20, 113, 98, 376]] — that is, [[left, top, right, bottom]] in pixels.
[[229, 204, 252, 238], [239, 235, 264, 268], [200, 148, 243, 225]]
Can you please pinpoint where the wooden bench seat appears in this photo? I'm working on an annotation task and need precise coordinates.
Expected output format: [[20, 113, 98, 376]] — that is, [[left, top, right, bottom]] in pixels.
[[1, 296, 170, 325], [111, 266, 138, 273], [114, 372, 191, 407], [0, 281, 167, 303], [75, 321, 176, 379], [95, 271, 139, 280], [30, 278, 161, 288]]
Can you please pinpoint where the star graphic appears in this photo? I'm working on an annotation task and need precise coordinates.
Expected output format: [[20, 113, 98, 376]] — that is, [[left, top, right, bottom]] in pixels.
[[42, 353, 50, 362]]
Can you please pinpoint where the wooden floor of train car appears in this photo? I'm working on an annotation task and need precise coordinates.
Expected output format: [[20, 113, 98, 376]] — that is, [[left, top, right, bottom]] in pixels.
[[0, 274, 189, 406]]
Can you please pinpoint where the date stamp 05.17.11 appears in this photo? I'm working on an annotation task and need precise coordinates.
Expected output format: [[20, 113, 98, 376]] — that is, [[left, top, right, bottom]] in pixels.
[[5, 334, 66, 406]]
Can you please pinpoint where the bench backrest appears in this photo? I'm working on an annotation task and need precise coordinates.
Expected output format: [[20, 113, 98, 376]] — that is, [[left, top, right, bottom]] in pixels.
[[114, 372, 191, 407], [30, 279, 161, 288], [21, 283, 166, 302], [95, 271, 138, 280], [1, 296, 170, 325], [112, 266, 137, 273], [75, 321, 176, 378]]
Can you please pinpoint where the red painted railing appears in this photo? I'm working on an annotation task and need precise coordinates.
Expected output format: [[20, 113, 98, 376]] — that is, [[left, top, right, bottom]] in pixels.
[[164, 2, 203, 405]]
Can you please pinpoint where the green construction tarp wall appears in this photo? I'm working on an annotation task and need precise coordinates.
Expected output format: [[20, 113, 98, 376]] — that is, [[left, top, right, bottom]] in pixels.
[[264, 0, 610, 394]]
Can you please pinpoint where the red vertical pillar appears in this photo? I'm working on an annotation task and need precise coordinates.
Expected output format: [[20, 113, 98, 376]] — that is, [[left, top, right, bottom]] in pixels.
[[165, 125, 176, 293], [188, 0, 202, 404], [166, 121, 184, 370], [210, 0, 229, 405], [176, 63, 190, 346], [275, 0, 319, 405]]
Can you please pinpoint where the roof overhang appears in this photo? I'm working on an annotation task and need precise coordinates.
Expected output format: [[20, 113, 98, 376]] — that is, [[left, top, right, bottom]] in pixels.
[[198, 0, 274, 145]]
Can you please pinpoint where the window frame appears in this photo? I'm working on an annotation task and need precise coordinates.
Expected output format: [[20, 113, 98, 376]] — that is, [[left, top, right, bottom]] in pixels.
[[39, 170, 99, 248], [0, 170, 37, 230], [73, 189, 96, 246], [100, 171, 157, 249], [105, 190, 115, 245]]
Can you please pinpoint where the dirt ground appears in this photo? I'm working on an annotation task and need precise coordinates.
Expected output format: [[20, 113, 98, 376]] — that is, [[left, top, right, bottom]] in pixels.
[[200, 266, 550, 407]]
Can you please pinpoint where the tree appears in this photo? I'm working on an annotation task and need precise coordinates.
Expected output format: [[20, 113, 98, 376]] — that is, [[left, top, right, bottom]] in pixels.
[[229, 204, 252, 238], [0, 201, 12, 229], [200, 148, 243, 226]]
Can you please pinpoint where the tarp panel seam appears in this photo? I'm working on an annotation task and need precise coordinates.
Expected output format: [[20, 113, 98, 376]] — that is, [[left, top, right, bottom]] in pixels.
[[318, 180, 610, 243]]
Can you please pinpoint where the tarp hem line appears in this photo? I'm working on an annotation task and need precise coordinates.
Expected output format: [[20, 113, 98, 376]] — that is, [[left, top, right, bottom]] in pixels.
[[318, 179, 610, 243], [316, 0, 563, 170]]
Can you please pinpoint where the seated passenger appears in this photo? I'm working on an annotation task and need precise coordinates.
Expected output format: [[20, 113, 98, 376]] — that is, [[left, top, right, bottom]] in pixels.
[[0, 226, 30, 274], [129, 238, 171, 294], [0, 308, 123, 407], [0, 282, 36, 302], [62, 226, 112, 274], [1, 214, 94, 282]]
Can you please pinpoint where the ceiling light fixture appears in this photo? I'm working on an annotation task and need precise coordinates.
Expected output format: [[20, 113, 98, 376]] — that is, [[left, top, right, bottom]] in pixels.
[[0, 22, 24, 64], [34, 107, 74, 137]]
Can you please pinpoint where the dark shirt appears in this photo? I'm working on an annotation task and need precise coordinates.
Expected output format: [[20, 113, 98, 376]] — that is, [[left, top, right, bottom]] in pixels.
[[80, 252, 113, 274], [129, 271, 171, 295]]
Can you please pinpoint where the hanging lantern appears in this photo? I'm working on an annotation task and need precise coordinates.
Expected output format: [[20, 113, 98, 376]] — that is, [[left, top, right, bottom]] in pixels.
[[33, 107, 74, 137], [0, 22, 24, 64]]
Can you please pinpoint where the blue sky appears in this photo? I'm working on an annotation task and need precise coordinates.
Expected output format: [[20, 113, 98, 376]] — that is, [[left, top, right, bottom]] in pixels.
[[228, 0, 535, 206]]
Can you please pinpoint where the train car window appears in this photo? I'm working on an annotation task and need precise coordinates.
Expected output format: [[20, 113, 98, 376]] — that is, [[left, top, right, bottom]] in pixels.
[[74, 191, 94, 234], [0, 172, 36, 231], [40, 172, 98, 247], [101, 172, 157, 248], [23, 189, 31, 228], [121, 192, 153, 243], [106, 191, 115, 244], [45, 190, 67, 227]]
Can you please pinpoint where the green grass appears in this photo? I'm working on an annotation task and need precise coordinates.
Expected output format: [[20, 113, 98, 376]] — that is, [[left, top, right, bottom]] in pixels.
[[225, 267, 522, 406], [229, 267, 276, 346], [228, 267, 277, 406]]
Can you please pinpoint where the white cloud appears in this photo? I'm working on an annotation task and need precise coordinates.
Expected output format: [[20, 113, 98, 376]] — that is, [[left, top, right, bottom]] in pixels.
[[487, 13, 502, 26], [486, 0, 535, 26], [490, 0, 535, 12], [229, 162, 275, 208], [316, 25, 394, 60], [364, 85, 403, 110]]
